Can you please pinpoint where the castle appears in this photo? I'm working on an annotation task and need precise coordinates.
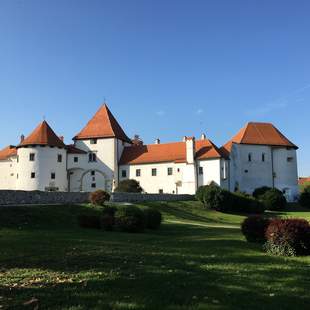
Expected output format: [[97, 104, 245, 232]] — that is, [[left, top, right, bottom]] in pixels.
[[0, 104, 299, 201]]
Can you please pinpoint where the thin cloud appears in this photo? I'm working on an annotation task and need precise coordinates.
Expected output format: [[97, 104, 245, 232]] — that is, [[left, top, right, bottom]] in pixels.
[[246, 82, 310, 117], [156, 110, 165, 116], [196, 108, 203, 115]]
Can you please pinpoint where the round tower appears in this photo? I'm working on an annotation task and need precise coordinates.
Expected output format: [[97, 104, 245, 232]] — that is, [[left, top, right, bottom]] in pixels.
[[16, 121, 68, 191]]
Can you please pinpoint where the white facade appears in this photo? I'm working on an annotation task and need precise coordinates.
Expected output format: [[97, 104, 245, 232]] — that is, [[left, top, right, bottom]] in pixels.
[[229, 143, 298, 201], [0, 107, 299, 201]]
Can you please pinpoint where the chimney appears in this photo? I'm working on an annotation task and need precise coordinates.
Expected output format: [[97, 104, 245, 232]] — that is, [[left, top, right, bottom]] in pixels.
[[200, 133, 206, 140], [182, 136, 187, 142], [155, 138, 160, 144], [20, 134, 25, 143], [185, 137, 195, 164], [59, 136, 64, 142]]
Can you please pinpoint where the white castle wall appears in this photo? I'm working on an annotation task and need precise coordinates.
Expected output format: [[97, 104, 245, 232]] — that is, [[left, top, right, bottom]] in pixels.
[[119, 162, 186, 194], [0, 158, 17, 190], [16, 146, 67, 191]]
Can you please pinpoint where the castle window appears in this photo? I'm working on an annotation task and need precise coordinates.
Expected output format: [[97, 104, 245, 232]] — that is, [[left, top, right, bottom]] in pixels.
[[74, 157, 78, 163], [29, 153, 35, 161], [31, 172, 35, 179], [167, 167, 173, 175], [136, 169, 141, 177], [177, 168, 180, 172], [17, 155, 19, 163], [91, 170, 95, 176], [88, 152, 97, 162], [51, 172, 56, 179], [17, 174, 18, 179], [122, 170, 127, 178], [198, 167, 203, 175], [91, 183, 96, 188], [152, 168, 157, 176], [248, 153, 252, 162], [159, 189, 163, 194], [90, 139, 97, 145], [57, 154, 62, 163], [262, 153, 265, 162], [287, 157, 294, 162]]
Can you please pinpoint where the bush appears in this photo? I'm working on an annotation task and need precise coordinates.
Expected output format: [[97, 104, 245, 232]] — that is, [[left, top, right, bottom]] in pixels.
[[196, 186, 206, 203], [101, 206, 117, 231], [90, 190, 110, 206], [233, 192, 265, 214], [253, 186, 272, 199], [202, 183, 232, 211], [265, 218, 310, 256], [142, 207, 162, 230], [260, 188, 287, 211], [241, 216, 271, 243], [114, 205, 146, 233], [299, 186, 310, 208], [78, 215, 101, 229], [115, 179, 143, 193]]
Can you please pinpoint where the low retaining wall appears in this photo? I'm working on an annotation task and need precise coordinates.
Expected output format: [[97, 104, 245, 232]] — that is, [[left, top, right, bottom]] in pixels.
[[0, 190, 89, 206], [111, 192, 194, 203]]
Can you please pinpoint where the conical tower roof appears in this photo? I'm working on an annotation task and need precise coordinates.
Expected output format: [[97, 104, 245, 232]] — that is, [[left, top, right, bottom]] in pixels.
[[18, 121, 65, 148], [73, 104, 131, 143]]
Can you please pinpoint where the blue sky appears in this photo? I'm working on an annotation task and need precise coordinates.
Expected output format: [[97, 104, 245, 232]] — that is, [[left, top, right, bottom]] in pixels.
[[0, 0, 309, 175]]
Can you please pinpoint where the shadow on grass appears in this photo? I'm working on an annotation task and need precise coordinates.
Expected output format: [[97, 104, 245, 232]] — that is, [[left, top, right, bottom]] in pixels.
[[1, 224, 310, 309]]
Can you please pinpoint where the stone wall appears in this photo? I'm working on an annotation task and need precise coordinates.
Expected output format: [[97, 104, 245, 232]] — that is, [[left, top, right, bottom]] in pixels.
[[111, 192, 194, 203], [0, 190, 89, 206]]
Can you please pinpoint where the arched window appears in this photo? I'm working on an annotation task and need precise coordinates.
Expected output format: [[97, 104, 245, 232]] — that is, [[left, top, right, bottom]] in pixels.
[[262, 153, 265, 162]]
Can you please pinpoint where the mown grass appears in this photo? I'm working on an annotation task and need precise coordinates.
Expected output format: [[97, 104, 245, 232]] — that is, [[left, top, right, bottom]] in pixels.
[[0, 201, 310, 309]]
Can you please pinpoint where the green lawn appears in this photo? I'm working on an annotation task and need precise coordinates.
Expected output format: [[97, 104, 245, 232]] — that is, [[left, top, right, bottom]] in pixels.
[[0, 201, 310, 309]]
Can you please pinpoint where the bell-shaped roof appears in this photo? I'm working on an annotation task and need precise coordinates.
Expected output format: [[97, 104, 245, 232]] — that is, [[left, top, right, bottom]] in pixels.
[[73, 104, 131, 143], [18, 121, 65, 148]]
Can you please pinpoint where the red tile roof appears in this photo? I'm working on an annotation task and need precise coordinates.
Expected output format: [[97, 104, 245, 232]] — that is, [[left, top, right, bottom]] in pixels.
[[0, 145, 17, 160], [119, 139, 223, 165], [73, 104, 131, 143], [221, 122, 298, 155], [18, 121, 66, 148], [66, 144, 87, 154], [299, 177, 310, 185]]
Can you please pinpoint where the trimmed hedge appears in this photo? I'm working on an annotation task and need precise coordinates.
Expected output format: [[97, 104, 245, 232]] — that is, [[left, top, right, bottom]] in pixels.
[[241, 216, 271, 243], [196, 184, 265, 214], [253, 186, 272, 199], [78, 215, 101, 229], [142, 207, 162, 230], [115, 179, 143, 193], [90, 190, 110, 206], [114, 205, 146, 233], [299, 186, 310, 208], [265, 218, 310, 256], [260, 188, 287, 211]]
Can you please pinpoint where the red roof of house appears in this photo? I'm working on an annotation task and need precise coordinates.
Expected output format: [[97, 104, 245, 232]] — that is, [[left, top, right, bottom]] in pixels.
[[0, 145, 17, 160], [73, 104, 131, 143], [299, 177, 310, 185], [66, 144, 87, 154], [221, 122, 298, 155], [18, 121, 66, 148], [119, 139, 224, 165]]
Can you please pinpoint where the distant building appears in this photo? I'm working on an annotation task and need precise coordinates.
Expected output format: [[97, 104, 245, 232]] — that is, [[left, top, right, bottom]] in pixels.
[[0, 104, 299, 201]]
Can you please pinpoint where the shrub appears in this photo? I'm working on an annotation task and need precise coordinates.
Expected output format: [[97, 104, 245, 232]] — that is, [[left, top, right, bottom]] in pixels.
[[196, 186, 206, 203], [233, 192, 265, 214], [101, 206, 117, 231], [78, 215, 101, 229], [253, 186, 272, 199], [114, 205, 146, 233], [115, 179, 143, 193], [202, 183, 232, 210], [90, 190, 110, 206], [260, 188, 287, 211], [265, 218, 310, 256], [241, 216, 271, 243], [299, 186, 310, 208], [142, 207, 162, 230]]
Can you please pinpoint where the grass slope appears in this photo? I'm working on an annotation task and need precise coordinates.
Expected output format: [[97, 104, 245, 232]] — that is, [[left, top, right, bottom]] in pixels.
[[0, 202, 310, 309]]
